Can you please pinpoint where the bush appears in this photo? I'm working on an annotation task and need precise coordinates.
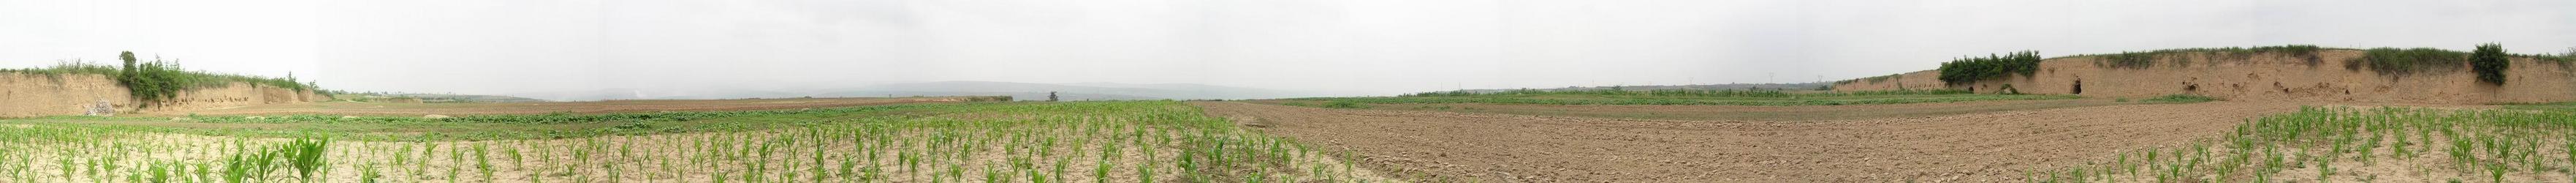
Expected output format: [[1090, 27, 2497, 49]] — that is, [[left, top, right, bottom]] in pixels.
[[1937, 51, 2043, 84], [2471, 43, 2509, 85]]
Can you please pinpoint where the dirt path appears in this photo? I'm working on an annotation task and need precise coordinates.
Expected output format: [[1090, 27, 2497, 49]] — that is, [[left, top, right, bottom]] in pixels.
[[1192, 101, 2312, 182]]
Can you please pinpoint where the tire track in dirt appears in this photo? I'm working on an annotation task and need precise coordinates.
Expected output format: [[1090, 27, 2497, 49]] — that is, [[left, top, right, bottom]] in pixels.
[[1192, 101, 2308, 182]]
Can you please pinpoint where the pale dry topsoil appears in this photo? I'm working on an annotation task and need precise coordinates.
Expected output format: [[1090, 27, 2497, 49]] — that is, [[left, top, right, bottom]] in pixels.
[[1245, 99, 2132, 122], [1194, 101, 2328, 182]]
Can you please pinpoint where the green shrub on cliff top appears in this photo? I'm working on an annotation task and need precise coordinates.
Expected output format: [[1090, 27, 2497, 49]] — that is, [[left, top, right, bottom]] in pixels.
[[1, 51, 319, 108], [2089, 45, 2325, 69], [2470, 43, 2509, 85], [2354, 48, 2468, 75], [1937, 51, 2043, 84]]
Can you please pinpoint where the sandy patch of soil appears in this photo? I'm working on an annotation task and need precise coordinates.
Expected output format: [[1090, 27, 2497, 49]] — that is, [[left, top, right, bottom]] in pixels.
[[1193, 101, 2319, 182], [1248, 99, 2131, 122]]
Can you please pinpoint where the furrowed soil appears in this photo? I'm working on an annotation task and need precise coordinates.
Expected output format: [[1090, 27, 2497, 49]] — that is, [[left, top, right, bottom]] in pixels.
[[140, 97, 968, 116], [1194, 101, 2323, 182], [1243, 99, 2130, 122]]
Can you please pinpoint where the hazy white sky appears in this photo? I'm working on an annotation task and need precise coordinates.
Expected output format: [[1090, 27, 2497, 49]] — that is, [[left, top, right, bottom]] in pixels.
[[4, 0, 2572, 96]]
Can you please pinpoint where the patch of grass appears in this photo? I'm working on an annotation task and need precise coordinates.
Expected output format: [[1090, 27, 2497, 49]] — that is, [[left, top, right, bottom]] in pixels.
[[2352, 48, 2470, 75], [2140, 94, 2217, 103], [1835, 74, 1904, 85], [1937, 51, 2043, 83], [0, 61, 121, 77], [2081, 45, 2328, 69], [1319, 101, 1369, 109]]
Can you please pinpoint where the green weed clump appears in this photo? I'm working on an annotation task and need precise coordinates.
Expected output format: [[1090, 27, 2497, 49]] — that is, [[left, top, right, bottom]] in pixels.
[[2354, 48, 2470, 75], [2088, 45, 2328, 69], [2140, 94, 2218, 103], [1320, 101, 1369, 109], [1937, 51, 2043, 83]]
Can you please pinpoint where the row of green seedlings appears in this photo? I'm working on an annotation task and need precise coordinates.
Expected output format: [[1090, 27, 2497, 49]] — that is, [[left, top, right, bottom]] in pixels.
[[333, 101, 1375, 182], [2024, 106, 2576, 182], [0, 125, 329, 183], [4, 101, 1383, 182]]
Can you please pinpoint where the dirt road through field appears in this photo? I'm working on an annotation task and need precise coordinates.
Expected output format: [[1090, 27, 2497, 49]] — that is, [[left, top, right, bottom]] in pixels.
[[1192, 101, 2309, 182]]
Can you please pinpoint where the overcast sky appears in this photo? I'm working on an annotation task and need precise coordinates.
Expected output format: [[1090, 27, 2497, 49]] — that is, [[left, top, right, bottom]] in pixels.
[[4, 0, 2572, 96]]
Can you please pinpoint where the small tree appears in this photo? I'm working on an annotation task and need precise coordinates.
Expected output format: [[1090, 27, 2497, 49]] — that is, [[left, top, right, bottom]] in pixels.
[[2470, 43, 2509, 85], [119, 51, 137, 76]]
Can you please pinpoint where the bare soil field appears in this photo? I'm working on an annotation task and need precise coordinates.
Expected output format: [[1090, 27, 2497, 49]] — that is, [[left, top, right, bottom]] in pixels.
[[139, 97, 970, 116], [1243, 99, 2132, 122], [1196, 101, 2330, 182]]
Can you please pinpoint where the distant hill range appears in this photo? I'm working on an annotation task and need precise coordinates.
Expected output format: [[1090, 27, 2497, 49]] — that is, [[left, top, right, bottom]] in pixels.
[[1445, 83, 1832, 94], [506, 81, 1332, 102]]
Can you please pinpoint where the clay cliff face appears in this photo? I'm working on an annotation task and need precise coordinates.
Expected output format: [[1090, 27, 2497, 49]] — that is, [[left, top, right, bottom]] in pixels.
[[1834, 50, 2576, 104], [1, 73, 330, 118]]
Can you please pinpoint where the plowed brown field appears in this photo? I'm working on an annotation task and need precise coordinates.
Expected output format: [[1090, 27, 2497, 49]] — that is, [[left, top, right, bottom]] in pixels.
[[1194, 101, 2321, 182]]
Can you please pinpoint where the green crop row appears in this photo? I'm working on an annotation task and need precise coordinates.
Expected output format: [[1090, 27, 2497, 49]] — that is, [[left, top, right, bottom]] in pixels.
[[2025, 106, 2576, 182], [0, 101, 1388, 182]]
